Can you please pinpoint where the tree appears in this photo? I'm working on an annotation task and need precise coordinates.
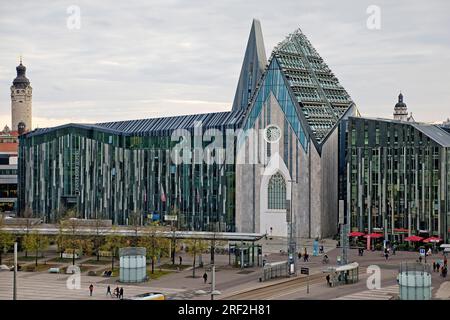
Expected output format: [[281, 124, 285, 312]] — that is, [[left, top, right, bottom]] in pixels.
[[92, 216, 105, 261], [0, 215, 15, 265], [185, 238, 208, 278], [60, 208, 82, 265], [138, 224, 170, 274], [128, 209, 143, 246], [102, 226, 126, 271], [19, 206, 34, 257], [23, 232, 49, 266], [168, 206, 180, 265]]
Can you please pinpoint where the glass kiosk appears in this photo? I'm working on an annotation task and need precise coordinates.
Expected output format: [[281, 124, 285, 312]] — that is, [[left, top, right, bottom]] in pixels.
[[229, 243, 262, 268]]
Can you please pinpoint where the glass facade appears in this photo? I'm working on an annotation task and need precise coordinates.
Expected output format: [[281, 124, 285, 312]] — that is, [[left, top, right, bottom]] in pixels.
[[346, 117, 450, 242], [18, 113, 242, 232]]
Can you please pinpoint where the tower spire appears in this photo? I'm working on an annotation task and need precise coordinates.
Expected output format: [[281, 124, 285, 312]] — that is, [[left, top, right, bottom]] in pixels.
[[232, 19, 267, 111]]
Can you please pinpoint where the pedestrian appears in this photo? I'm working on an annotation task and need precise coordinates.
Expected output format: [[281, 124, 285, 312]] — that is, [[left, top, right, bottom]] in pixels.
[[119, 287, 124, 299], [203, 272, 208, 284], [89, 284, 94, 297], [419, 255, 423, 263], [384, 252, 389, 260], [392, 245, 396, 255], [179, 256, 183, 266], [436, 262, 440, 273], [433, 262, 436, 272], [326, 274, 331, 287], [106, 285, 112, 297], [297, 252, 301, 260], [444, 256, 448, 267], [115, 286, 120, 298]]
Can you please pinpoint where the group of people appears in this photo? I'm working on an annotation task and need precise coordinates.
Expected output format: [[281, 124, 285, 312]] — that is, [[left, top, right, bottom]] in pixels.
[[88, 284, 124, 299], [432, 256, 448, 278], [297, 251, 309, 262]]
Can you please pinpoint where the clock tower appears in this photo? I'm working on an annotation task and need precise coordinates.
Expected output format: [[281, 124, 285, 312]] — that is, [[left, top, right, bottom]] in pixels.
[[11, 58, 32, 132]]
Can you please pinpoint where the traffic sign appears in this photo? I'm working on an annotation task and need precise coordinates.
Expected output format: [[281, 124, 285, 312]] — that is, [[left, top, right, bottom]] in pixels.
[[300, 267, 309, 275], [419, 248, 426, 256]]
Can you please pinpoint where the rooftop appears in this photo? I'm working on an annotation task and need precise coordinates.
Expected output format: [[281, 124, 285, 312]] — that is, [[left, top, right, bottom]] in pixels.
[[271, 29, 354, 143], [351, 116, 450, 147]]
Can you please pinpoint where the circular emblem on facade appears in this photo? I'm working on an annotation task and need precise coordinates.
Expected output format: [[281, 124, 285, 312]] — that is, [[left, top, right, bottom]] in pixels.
[[264, 125, 281, 143]]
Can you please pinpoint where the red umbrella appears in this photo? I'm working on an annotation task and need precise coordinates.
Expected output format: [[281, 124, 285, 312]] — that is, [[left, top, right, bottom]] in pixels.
[[394, 228, 409, 233], [423, 237, 442, 243], [363, 233, 383, 239], [404, 235, 424, 242], [348, 231, 365, 237]]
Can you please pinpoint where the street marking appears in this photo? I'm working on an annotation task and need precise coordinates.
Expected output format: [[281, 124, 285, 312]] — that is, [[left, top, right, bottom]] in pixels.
[[334, 285, 398, 300]]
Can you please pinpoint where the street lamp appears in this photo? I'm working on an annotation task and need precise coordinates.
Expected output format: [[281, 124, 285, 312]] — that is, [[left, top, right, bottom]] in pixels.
[[287, 179, 296, 275], [13, 242, 17, 300]]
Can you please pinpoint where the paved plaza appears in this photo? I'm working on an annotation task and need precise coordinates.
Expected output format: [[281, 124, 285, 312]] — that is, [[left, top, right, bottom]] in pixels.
[[1, 238, 449, 300]]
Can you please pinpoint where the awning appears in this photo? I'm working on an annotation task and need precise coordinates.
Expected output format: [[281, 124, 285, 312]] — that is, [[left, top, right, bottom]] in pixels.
[[404, 235, 423, 242], [348, 231, 365, 237], [364, 233, 383, 239], [335, 262, 359, 272], [423, 237, 442, 243]]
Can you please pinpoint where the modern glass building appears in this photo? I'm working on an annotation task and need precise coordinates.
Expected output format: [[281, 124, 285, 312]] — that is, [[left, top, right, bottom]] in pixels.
[[18, 20, 357, 237], [18, 111, 244, 231], [345, 117, 450, 242]]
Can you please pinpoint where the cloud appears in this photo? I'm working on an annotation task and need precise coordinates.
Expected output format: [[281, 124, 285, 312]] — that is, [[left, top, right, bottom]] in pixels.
[[0, 0, 449, 128]]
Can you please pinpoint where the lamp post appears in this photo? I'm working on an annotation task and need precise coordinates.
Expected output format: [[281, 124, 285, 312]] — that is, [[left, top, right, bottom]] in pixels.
[[287, 180, 296, 275], [13, 242, 17, 300]]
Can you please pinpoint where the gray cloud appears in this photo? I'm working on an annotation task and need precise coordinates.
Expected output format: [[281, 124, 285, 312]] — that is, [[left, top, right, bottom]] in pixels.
[[0, 0, 449, 127]]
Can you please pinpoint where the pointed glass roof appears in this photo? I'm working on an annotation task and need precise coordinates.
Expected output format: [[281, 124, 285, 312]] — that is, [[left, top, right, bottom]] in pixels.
[[271, 29, 354, 143]]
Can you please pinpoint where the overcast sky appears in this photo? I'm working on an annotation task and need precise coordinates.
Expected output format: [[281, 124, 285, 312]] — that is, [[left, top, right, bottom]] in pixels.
[[0, 0, 449, 129]]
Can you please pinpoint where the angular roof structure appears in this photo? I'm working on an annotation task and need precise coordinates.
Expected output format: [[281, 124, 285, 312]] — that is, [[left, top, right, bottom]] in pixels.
[[232, 19, 267, 111], [270, 29, 354, 143], [26, 109, 246, 138]]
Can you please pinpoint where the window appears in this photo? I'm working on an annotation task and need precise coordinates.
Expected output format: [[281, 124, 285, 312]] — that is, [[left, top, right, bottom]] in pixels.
[[268, 172, 286, 210]]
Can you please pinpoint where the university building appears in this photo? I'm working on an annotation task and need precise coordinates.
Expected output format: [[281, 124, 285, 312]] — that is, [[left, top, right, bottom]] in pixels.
[[18, 20, 357, 238], [345, 97, 450, 242]]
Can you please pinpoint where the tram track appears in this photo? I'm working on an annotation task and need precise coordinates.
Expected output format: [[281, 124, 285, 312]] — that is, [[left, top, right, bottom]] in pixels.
[[222, 266, 368, 300]]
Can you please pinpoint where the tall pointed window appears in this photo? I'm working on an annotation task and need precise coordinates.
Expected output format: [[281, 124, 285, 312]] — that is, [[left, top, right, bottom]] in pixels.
[[268, 172, 286, 210]]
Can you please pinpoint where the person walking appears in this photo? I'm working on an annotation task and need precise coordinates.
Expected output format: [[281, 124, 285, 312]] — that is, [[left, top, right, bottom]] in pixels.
[[326, 274, 331, 287], [115, 286, 120, 298], [106, 285, 112, 297], [436, 262, 441, 273], [179, 256, 183, 266], [89, 284, 94, 297], [433, 262, 437, 272], [119, 287, 124, 299], [419, 255, 423, 263], [203, 272, 208, 284], [384, 252, 389, 260]]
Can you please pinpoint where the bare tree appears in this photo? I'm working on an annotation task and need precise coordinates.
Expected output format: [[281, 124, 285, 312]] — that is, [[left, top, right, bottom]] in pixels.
[[128, 209, 143, 246]]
